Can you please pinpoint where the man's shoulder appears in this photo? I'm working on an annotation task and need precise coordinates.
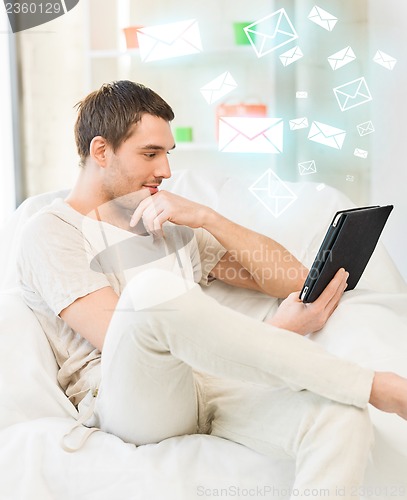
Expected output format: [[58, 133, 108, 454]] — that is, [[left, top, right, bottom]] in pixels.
[[19, 198, 83, 243]]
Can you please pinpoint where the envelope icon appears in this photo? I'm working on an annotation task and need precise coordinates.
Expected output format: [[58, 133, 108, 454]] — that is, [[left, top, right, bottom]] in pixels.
[[357, 120, 375, 137], [138, 19, 202, 62], [354, 148, 368, 159], [296, 91, 308, 99], [289, 117, 309, 131], [280, 45, 303, 66], [244, 8, 298, 58], [200, 72, 237, 104], [308, 121, 346, 149], [333, 77, 372, 112], [298, 160, 317, 175], [249, 169, 297, 218], [328, 46, 356, 70], [218, 117, 283, 153], [373, 50, 397, 70], [308, 5, 338, 31]]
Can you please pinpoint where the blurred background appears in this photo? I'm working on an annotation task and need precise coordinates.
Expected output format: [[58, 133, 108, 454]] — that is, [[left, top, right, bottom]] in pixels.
[[0, 0, 406, 280]]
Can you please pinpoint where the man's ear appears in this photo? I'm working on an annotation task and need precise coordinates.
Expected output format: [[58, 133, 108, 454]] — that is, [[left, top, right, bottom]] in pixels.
[[90, 136, 110, 167]]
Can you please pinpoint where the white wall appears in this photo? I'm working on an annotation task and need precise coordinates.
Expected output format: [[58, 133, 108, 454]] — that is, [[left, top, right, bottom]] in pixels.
[[14, 0, 406, 281], [17, 1, 87, 196], [368, 0, 407, 281], [0, 8, 16, 224]]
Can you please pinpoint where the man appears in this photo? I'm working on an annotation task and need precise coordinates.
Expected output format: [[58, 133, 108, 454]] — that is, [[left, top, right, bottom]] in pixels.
[[17, 81, 407, 498]]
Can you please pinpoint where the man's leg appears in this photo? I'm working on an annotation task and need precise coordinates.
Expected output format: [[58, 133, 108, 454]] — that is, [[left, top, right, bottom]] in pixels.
[[92, 269, 374, 448], [92, 271, 200, 445], [204, 375, 373, 499]]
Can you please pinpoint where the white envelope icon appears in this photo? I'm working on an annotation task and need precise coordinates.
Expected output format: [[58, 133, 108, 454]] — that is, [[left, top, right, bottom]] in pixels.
[[138, 19, 202, 62], [280, 45, 303, 66], [244, 8, 298, 58], [354, 148, 368, 159], [333, 77, 372, 112], [346, 175, 355, 182], [296, 91, 308, 98], [373, 50, 397, 70], [249, 169, 297, 218], [308, 5, 338, 31], [218, 117, 283, 154], [298, 160, 317, 175], [289, 117, 309, 131], [308, 121, 346, 149], [357, 120, 375, 137], [200, 72, 237, 104], [328, 46, 356, 70]]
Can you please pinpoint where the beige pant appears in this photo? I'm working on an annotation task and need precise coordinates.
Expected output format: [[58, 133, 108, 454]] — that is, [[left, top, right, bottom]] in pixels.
[[92, 270, 375, 499]]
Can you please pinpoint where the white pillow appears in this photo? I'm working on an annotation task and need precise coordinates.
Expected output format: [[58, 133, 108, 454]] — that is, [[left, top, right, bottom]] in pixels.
[[0, 189, 68, 291], [0, 290, 77, 430]]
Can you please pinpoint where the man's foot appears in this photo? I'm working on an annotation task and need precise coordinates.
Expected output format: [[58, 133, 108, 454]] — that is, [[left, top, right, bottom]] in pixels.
[[369, 372, 407, 420]]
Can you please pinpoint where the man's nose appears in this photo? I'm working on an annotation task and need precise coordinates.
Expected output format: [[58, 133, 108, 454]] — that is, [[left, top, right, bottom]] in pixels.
[[155, 154, 172, 179]]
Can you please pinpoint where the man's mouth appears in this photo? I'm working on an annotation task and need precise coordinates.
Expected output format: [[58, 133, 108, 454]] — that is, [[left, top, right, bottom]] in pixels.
[[142, 185, 160, 195]]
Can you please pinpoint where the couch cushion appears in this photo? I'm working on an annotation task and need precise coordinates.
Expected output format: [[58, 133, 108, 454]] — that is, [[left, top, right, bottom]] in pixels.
[[0, 290, 77, 430]]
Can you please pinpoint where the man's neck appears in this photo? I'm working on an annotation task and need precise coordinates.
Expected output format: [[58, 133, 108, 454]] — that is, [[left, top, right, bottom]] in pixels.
[[65, 168, 147, 234], [65, 164, 103, 214]]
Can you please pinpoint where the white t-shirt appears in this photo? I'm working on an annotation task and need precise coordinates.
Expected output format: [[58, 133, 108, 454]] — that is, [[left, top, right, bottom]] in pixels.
[[17, 198, 226, 406]]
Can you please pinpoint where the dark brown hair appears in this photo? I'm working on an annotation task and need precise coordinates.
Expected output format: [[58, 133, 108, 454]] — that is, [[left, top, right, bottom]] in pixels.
[[74, 81, 175, 166]]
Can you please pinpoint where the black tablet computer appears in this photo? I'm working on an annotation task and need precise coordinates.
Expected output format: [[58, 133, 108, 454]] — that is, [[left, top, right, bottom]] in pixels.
[[299, 205, 393, 303]]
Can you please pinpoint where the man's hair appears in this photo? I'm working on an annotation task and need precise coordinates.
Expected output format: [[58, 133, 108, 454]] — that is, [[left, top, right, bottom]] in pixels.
[[74, 80, 175, 166]]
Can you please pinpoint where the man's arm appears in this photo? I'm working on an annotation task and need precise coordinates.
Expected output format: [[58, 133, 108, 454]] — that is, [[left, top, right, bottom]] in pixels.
[[130, 190, 308, 298], [201, 211, 308, 298], [60, 286, 118, 351]]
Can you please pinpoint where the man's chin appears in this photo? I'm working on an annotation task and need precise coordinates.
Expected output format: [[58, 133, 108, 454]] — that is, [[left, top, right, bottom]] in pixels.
[[112, 189, 150, 208]]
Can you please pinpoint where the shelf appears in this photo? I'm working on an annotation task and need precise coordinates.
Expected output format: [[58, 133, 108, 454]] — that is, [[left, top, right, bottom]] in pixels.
[[89, 49, 138, 58], [175, 142, 218, 151], [88, 45, 255, 60]]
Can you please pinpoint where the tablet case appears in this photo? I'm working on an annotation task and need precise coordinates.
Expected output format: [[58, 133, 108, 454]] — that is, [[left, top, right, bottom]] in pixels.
[[299, 205, 393, 303]]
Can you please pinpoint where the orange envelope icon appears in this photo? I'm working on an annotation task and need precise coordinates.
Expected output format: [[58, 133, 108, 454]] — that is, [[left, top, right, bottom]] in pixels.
[[218, 117, 283, 153]]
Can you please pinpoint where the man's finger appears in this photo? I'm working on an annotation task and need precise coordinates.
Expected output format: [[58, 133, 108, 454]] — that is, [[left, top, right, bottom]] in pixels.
[[152, 211, 170, 236], [130, 195, 154, 227], [325, 271, 349, 315], [140, 203, 164, 234], [313, 268, 346, 307]]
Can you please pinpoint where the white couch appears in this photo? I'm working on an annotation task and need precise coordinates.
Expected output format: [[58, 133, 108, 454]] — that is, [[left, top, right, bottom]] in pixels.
[[1, 170, 406, 500]]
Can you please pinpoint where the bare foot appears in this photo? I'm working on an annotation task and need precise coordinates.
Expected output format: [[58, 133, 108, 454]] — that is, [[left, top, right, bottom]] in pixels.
[[369, 372, 407, 420]]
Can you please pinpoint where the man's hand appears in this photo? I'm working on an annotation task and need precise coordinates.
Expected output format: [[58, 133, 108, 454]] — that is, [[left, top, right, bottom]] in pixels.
[[266, 268, 349, 335], [130, 190, 210, 234]]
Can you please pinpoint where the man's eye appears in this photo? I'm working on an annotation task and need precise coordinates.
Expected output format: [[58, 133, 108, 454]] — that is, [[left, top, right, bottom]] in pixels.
[[144, 153, 156, 158]]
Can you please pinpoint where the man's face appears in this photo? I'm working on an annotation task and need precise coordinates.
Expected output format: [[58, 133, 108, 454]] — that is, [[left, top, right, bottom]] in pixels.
[[102, 114, 175, 211]]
